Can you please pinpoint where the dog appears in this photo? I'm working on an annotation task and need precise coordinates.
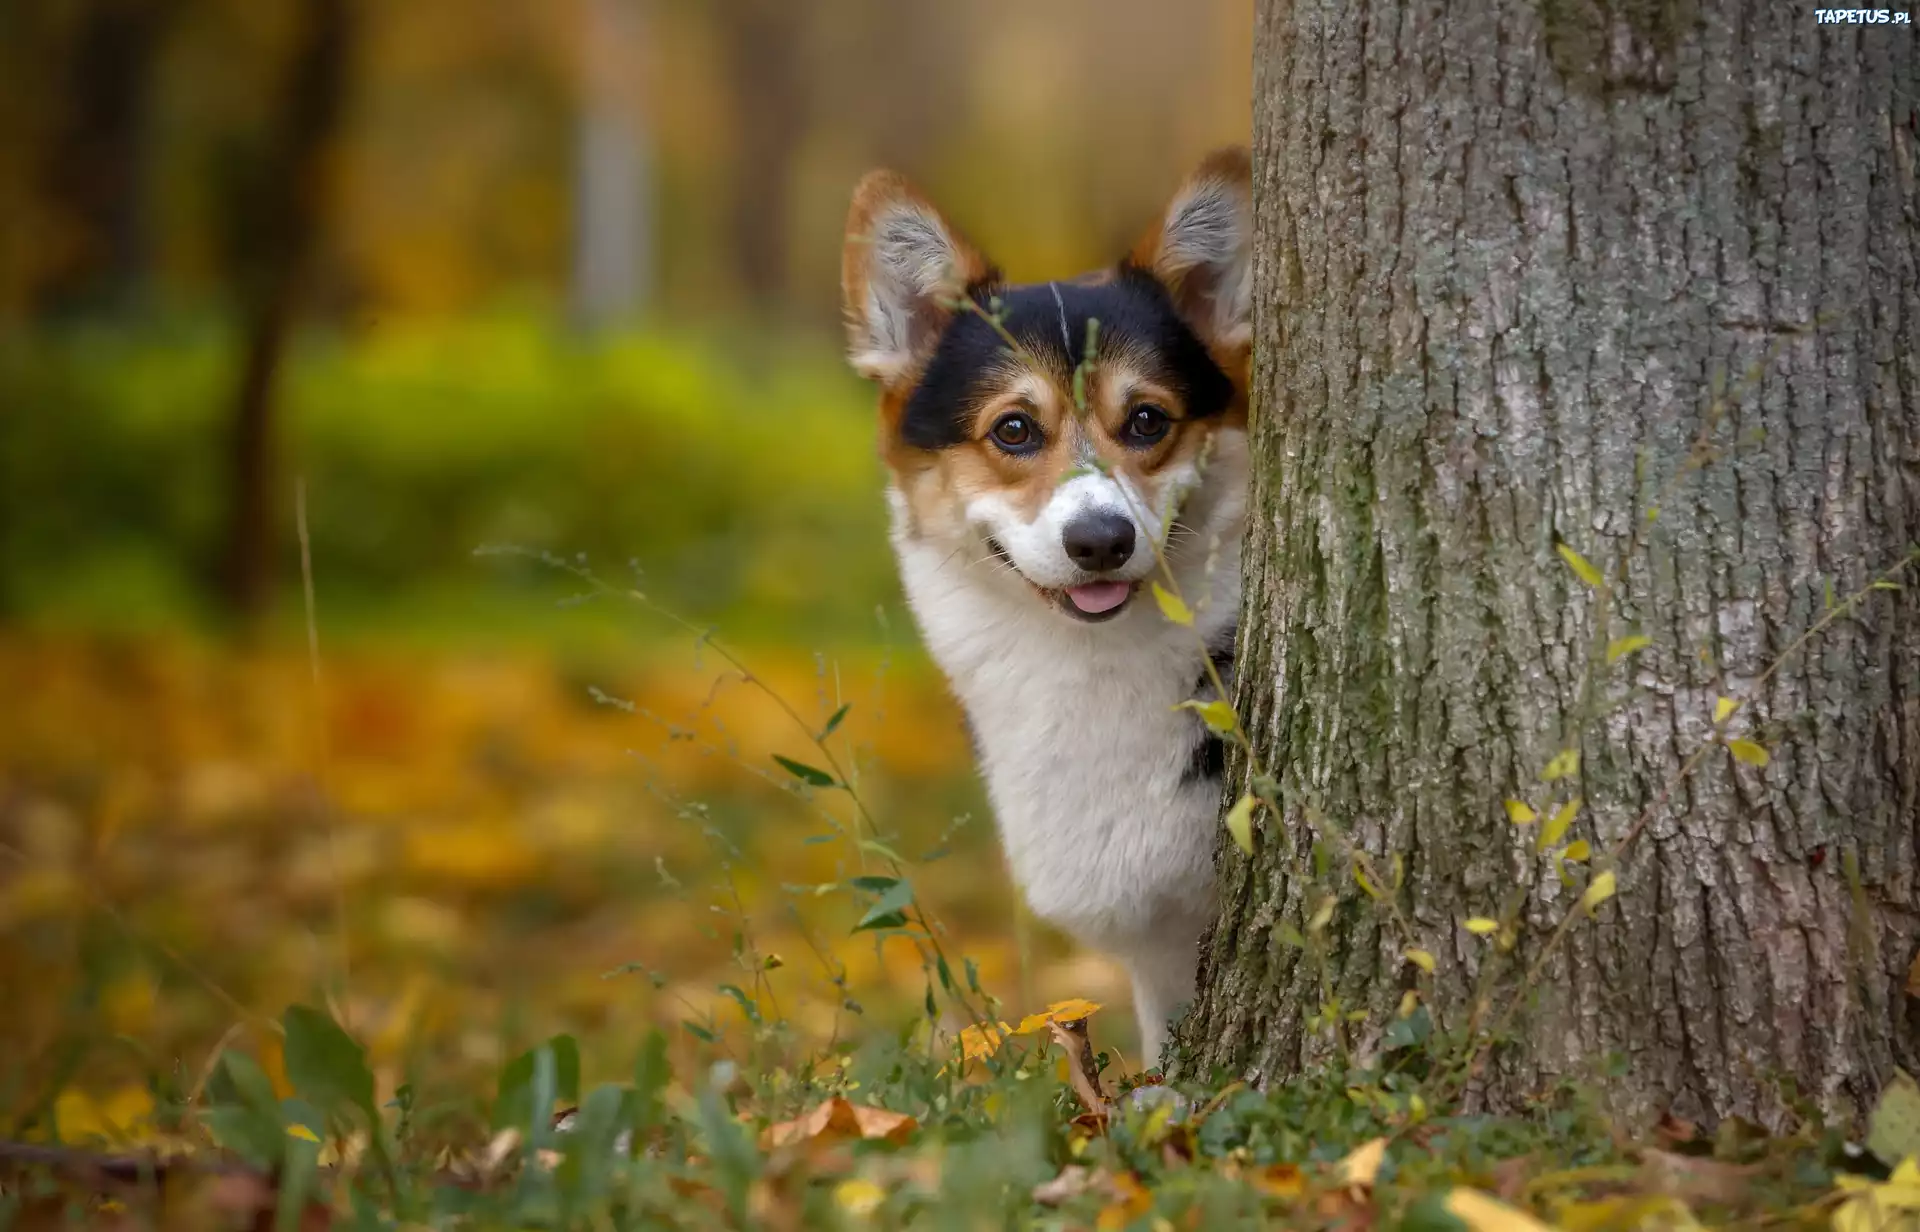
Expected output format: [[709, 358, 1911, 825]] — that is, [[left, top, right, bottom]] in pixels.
[[838, 149, 1253, 1067]]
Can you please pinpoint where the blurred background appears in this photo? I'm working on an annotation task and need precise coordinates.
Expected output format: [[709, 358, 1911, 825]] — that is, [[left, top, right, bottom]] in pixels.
[[0, 0, 1250, 1134]]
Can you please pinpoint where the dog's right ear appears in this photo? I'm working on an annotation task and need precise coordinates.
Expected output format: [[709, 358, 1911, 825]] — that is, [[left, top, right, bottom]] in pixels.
[[841, 171, 995, 388]]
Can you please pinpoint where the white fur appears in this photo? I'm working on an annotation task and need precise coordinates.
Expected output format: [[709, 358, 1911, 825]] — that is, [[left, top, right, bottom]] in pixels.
[[888, 432, 1249, 1065], [850, 207, 968, 384]]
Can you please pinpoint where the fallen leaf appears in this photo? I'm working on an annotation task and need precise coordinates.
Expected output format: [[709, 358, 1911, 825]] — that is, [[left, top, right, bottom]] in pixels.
[[1034, 1164, 1100, 1206], [763, 1098, 917, 1149], [1832, 1157, 1920, 1232], [1638, 1148, 1760, 1204], [1445, 1187, 1554, 1232], [834, 1176, 888, 1217], [1909, 950, 1920, 997], [1096, 1170, 1154, 1230], [1337, 1136, 1387, 1189], [1251, 1163, 1305, 1198], [1655, 1112, 1700, 1149]]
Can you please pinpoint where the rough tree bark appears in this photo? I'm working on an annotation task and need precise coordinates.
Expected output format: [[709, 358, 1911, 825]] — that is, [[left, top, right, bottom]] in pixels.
[[1180, 0, 1919, 1129]]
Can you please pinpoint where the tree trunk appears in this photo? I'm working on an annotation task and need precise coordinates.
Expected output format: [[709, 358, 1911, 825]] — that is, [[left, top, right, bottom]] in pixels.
[[1182, 0, 1919, 1130], [718, 0, 806, 308], [569, 0, 653, 332], [35, 0, 171, 319], [218, 0, 353, 624]]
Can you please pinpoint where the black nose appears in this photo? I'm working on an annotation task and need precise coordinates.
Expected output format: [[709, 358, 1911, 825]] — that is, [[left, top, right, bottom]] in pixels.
[[1061, 511, 1137, 573]]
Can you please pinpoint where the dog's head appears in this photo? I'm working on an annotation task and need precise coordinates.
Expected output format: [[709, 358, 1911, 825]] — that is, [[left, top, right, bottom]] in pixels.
[[840, 149, 1252, 624]]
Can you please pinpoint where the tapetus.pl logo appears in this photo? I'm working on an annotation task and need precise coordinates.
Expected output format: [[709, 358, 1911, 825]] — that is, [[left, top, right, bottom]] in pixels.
[[1813, 8, 1912, 21]]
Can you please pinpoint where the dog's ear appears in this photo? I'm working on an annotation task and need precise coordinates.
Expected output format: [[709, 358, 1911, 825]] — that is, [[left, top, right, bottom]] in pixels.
[[842, 171, 995, 388], [1130, 147, 1253, 358]]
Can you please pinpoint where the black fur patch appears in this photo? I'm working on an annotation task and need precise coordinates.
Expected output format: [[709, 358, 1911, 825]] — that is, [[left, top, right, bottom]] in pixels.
[[1181, 632, 1236, 787], [898, 266, 1234, 451], [1183, 732, 1226, 785]]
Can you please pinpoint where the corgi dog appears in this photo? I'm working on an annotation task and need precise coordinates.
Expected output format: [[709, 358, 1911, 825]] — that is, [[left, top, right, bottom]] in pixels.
[[838, 149, 1254, 1067]]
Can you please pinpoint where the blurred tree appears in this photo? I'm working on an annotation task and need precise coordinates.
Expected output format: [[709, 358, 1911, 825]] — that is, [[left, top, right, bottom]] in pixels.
[[570, 0, 653, 330], [717, 0, 806, 310], [32, 0, 175, 318], [219, 0, 355, 623], [1184, 0, 1919, 1128]]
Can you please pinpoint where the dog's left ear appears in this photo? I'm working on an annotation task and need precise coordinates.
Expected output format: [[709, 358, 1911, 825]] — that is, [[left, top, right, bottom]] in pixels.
[[1131, 147, 1253, 357]]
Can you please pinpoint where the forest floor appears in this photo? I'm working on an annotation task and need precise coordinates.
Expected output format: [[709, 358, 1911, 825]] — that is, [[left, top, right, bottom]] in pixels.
[[1, 630, 1915, 1229]]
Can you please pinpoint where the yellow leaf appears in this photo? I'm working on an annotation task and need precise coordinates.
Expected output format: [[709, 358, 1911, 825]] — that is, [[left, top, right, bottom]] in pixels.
[[1225, 793, 1256, 855], [1444, 1187, 1556, 1232], [1504, 799, 1537, 825], [1338, 1137, 1388, 1189], [1542, 749, 1580, 781], [1152, 582, 1193, 627], [1308, 899, 1334, 933], [1606, 634, 1651, 663], [1714, 697, 1738, 724], [1252, 1163, 1305, 1198], [1728, 739, 1770, 767], [1174, 698, 1237, 734], [835, 1177, 888, 1217], [1405, 949, 1436, 974], [1464, 917, 1498, 936], [1562, 840, 1592, 862], [1557, 543, 1605, 588], [1541, 797, 1581, 847], [53, 1086, 154, 1144], [1041, 998, 1102, 1023], [1397, 990, 1420, 1018], [958, 1022, 1008, 1061], [287, 1123, 322, 1143], [1353, 859, 1382, 900], [1582, 871, 1617, 914], [1908, 950, 1920, 997]]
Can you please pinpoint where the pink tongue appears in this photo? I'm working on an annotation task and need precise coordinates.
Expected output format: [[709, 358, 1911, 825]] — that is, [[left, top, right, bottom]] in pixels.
[[1065, 581, 1132, 614]]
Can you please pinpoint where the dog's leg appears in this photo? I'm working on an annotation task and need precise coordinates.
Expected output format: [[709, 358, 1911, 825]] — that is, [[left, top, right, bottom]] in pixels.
[[1128, 939, 1198, 1073]]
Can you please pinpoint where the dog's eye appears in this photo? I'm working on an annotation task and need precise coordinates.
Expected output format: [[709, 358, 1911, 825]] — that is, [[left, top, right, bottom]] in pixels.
[[1124, 404, 1171, 445], [990, 412, 1040, 453]]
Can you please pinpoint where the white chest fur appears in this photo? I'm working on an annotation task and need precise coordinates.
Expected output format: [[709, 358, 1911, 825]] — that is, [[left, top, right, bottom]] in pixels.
[[886, 482, 1244, 1063]]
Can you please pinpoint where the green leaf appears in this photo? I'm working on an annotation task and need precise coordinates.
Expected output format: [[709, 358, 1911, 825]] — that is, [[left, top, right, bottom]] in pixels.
[[1541, 748, 1580, 781], [1504, 799, 1537, 825], [1606, 634, 1651, 663], [1581, 870, 1618, 914], [212, 1050, 282, 1119], [1353, 858, 1381, 900], [853, 877, 915, 932], [1175, 698, 1238, 733], [274, 1130, 322, 1232], [818, 703, 852, 741], [1728, 739, 1770, 767], [1557, 543, 1605, 588], [1867, 1070, 1920, 1168], [630, 1028, 670, 1142], [1152, 582, 1194, 627], [1224, 793, 1256, 855], [847, 874, 899, 895], [493, 1034, 582, 1131], [772, 754, 837, 788], [282, 1005, 376, 1120], [718, 984, 762, 1025]]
